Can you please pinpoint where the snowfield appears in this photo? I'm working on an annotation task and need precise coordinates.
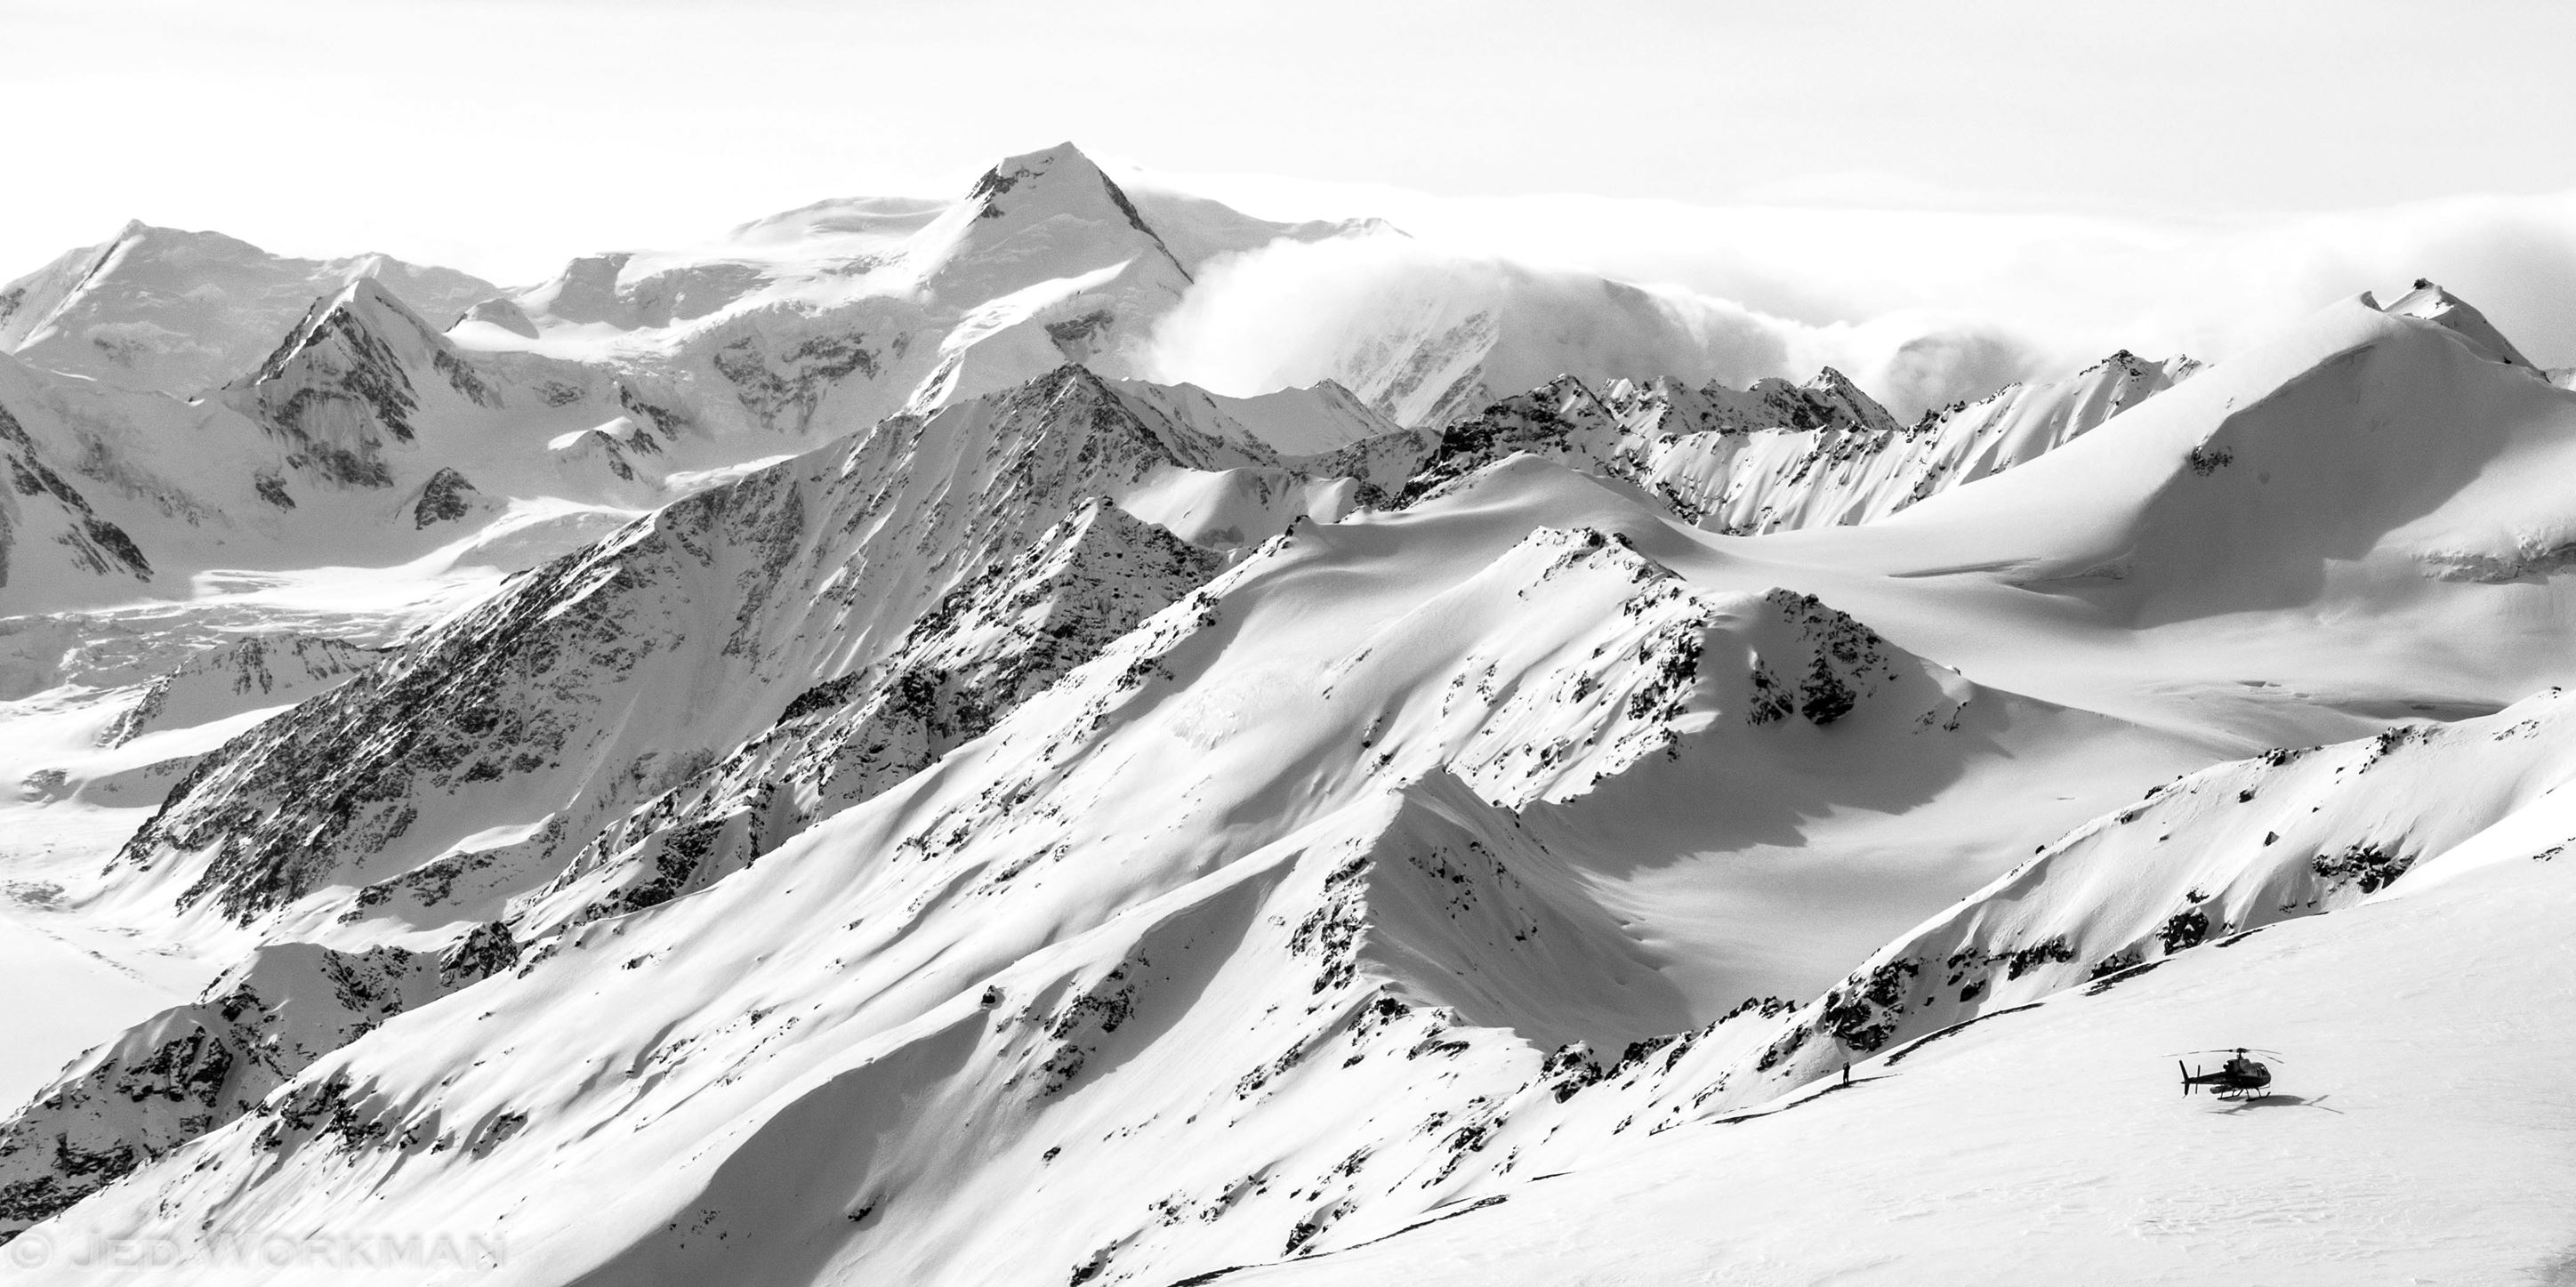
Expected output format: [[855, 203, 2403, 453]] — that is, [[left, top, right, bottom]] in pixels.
[[1227, 850, 2576, 1287], [1, 145, 2572, 1285]]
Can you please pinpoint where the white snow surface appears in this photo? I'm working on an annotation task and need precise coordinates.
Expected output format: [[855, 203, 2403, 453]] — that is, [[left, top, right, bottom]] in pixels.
[[0, 224, 494, 397], [3, 144, 2576, 1285], [1227, 852, 2576, 1287]]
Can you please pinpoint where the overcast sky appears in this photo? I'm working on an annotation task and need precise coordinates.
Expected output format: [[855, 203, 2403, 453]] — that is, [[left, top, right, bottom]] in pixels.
[[7, 0, 2575, 374]]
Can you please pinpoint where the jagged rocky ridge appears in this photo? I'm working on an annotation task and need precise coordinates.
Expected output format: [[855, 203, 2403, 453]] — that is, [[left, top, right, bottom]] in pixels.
[[3, 455, 2052, 1279], [1477, 694, 2576, 1141], [1398, 351, 2196, 533], [517, 496, 1228, 932], [97, 631, 381, 747], [475, 142, 1829, 442], [0, 382, 1307, 1234], [14, 130, 2576, 1286], [0, 221, 494, 395], [0, 391, 152, 594], [0, 142, 2178, 616], [109, 365, 1371, 931], [0, 923, 514, 1236], [0, 370, 2068, 1263], [0, 286, 682, 613], [1716, 691, 2576, 1095]]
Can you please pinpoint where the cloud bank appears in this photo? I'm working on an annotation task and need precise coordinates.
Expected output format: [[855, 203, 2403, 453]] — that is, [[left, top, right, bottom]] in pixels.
[[1139, 230, 2053, 422], [1133, 171, 2576, 419]]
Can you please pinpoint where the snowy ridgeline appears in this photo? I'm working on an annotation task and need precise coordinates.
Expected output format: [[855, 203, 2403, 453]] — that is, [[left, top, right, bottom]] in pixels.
[[3, 144, 2576, 1286], [0, 142, 2190, 618]]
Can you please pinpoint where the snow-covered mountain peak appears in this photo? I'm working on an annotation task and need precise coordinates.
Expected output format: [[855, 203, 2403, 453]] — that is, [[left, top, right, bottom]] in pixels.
[[904, 142, 1192, 317], [220, 277, 499, 489], [100, 361, 1374, 935], [0, 223, 493, 395], [1396, 366, 1933, 519], [24, 153, 2576, 1287], [1797, 366, 1904, 432], [2378, 278, 2535, 367], [1593, 366, 1906, 440], [1822, 287, 2576, 651], [466, 143, 1252, 441], [244, 278, 449, 382], [962, 143, 1156, 236]]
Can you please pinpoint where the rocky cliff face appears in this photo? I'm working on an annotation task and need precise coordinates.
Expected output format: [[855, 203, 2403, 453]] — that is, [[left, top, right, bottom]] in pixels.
[[110, 365, 1373, 933], [1633, 350, 2198, 534], [98, 631, 381, 747], [224, 280, 502, 491], [2, 448, 2072, 1281], [0, 925, 513, 1240], [518, 496, 1228, 932], [0, 279, 678, 615], [0, 389, 151, 597], [1714, 691, 2576, 1098], [1398, 353, 2193, 533], [0, 222, 493, 396]]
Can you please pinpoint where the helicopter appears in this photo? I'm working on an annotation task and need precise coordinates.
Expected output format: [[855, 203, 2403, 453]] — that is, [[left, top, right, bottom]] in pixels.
[[2176, 1048, 2282, 1099]]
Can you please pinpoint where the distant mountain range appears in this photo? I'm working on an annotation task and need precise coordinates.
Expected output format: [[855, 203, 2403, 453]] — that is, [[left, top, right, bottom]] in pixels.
[[4, 145, 2574, 1287]]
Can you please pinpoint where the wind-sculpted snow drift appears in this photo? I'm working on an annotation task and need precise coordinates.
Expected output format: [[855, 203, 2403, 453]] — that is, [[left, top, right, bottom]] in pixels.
[[11, 140, 2576, 1286]]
